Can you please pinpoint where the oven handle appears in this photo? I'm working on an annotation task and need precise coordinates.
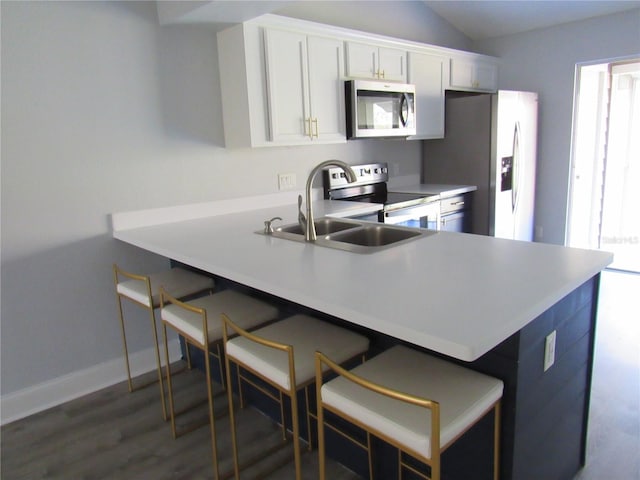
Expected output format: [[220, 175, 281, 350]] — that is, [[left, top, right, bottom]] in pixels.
[[384, 204, 441, 228]]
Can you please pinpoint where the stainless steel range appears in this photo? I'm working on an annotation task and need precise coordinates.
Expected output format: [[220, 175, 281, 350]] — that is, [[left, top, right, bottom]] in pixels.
[[323, 162, 441, 229]]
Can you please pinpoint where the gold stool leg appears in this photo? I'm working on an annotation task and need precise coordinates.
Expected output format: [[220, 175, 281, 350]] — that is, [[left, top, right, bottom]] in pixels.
[[315, 359, 327, 480], [289, 385, 302, 480], [162, 323, 178, 439], [237, 363, 246, 409], [216, 343, 225, 390], [305, 385, 313, 451], [115, 293, 134, 393], [367, 432, 374, 480], [185, 339, 193, 369], [204, 343, 220, 480], [225, 355, 241, 480], [148, 306, 168, 421], [279, 391, 287, 441]]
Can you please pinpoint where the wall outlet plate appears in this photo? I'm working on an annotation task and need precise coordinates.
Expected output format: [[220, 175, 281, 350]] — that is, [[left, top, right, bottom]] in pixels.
[[544, 330, 556, 371]]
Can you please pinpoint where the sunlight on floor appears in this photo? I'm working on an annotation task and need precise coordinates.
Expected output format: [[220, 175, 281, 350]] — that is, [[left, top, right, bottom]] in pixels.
[[575, 270, 640, 479]]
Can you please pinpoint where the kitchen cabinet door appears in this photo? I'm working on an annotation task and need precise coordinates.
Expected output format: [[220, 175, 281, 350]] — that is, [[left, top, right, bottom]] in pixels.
[[265, 29, 310, 143], [218, 22, 271, 148], [377, 46, 407, 82], [407, 51, 447, 139], [346, 42, 406, 82], [440, 194, 472, 232], [345, 42, 377, 79], [449, 56, 498, 92], [306, 36, 346, 142], [265, 28, 345, 144]]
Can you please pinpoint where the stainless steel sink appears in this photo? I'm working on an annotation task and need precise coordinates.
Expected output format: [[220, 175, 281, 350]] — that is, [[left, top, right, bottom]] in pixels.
[[277, 218, 359, 236], [327, 224, 423, 247], [258, 217, 435, 253]]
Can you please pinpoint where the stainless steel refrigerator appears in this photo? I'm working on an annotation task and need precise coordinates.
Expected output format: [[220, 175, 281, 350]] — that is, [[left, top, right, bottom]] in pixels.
[[423, 90, 538, 240]]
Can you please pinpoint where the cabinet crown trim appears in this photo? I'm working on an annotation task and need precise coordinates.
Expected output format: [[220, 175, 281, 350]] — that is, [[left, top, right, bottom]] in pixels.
[[242, 14, 500, 64]]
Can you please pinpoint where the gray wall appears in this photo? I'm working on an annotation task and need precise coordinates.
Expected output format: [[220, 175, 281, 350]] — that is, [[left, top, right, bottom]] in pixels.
[[0, 2, 464, 397], [473, 9, 640, 245], [276, 0, 472, 50]]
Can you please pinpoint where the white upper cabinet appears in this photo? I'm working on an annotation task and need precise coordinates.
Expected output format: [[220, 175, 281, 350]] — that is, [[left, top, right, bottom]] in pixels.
[[265, 29, 345, 144], [217, 22, 270, 148], [407, 51, 448, 139], [449, 56, 498, 92], [216, 15, 499, 148], [346, 42, 407, 82]]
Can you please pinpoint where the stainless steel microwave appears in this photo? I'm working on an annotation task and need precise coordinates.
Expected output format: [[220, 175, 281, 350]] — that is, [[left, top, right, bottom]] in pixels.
[[345, 80, 416, 139]]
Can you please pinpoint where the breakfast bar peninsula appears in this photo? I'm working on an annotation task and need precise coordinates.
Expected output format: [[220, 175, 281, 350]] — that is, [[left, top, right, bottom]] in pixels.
[[112, 194, 612, 480]]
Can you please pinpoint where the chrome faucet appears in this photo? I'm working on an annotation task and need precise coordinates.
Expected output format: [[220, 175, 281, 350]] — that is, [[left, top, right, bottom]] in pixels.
[[305, 160, 357, 242]]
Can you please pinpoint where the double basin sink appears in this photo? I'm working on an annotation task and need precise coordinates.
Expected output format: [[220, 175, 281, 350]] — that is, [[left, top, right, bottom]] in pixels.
[[260, 217, 436, 254]]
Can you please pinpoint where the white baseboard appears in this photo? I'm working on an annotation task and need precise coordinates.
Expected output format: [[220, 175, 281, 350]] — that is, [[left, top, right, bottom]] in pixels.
[[1, 340, 182, 426]]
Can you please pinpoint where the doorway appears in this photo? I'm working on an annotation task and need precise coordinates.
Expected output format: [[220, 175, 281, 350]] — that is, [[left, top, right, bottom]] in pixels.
[[567, 58, 640, 273]]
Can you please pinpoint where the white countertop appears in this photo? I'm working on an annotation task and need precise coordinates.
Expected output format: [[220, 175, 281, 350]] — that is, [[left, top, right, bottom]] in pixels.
[[390, 184, 477, 197], [112, 196, 612, 362]]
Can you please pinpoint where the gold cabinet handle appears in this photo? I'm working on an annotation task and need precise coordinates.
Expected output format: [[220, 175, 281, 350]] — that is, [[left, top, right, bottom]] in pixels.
[[306, 117, 313, 139], [312, 118, 319, 138], [380, 69, 385, 79]]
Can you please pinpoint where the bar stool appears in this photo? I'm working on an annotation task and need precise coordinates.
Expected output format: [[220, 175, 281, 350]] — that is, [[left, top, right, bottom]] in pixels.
[[160, 287, 280, 480], [113, 264, 215, 420], [315, 344, 504, 480], [222, 313, 370, 480]]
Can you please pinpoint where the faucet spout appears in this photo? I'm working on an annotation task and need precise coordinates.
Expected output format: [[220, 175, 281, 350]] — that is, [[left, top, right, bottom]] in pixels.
[[305, 160, 357, 242]]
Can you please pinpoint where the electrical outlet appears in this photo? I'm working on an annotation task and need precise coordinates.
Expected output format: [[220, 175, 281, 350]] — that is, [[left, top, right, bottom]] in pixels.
[[544, 330, 556, 371], [278, 173, 297, 191]]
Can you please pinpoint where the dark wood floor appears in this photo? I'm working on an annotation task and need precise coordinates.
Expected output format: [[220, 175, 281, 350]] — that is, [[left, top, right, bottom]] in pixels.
[[0, 362, 360, 480], [2, 271, 638, 480]]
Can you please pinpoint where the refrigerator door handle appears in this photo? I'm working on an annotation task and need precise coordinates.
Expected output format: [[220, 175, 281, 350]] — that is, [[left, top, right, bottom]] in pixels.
[[512, 121, 522, 212]]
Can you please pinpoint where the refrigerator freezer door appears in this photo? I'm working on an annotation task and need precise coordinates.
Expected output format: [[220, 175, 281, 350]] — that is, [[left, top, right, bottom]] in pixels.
[[494, 91, 537, 240], [512, 93, 537, 241]]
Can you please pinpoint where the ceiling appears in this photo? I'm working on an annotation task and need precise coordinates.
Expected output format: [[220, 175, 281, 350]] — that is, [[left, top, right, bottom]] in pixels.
[[158, 1, 640, 40], [422, 0, 640, 40]]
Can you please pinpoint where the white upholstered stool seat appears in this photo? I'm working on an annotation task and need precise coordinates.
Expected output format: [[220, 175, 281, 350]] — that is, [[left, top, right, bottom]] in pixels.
[[159, 287, 279, 480], [161, 290, 280, 346], [116, 267, 215, 308], [113, 264, 215, 421], [223, 314, 370, 480], [225, 314, 370, 390], [316, 344, 504, 480]]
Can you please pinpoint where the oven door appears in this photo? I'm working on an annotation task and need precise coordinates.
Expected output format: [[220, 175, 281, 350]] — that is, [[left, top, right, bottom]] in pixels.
[[383, 203, 440, 230]]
